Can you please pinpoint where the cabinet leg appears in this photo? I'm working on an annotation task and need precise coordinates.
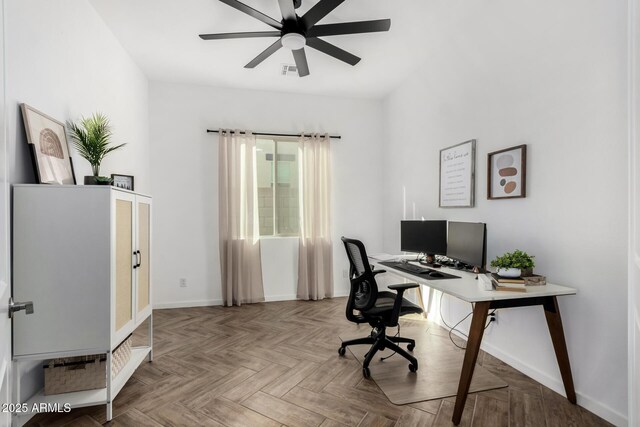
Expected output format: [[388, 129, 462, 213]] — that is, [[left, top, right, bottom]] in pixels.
[[148, 313, 153, 362], [106, 351, 112, 420]]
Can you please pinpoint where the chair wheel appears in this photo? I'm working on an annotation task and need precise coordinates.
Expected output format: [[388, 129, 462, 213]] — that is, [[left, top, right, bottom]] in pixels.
[[338, 346, 346, 356], [407, 343, 415, 352], [409, 363, 418, 373], [363, 367, 371, 378]]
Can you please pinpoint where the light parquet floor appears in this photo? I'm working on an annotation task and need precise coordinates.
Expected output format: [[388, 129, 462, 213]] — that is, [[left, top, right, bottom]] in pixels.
[[26, 298, 612, 427]]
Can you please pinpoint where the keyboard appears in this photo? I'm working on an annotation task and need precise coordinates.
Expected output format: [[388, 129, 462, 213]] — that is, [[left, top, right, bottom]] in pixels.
[[392, 262, 428, 274]]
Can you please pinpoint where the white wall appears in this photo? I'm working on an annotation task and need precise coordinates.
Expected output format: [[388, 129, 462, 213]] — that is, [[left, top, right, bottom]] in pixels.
[[382, 0, 627, 424], [6, 0, 150, 192], [0, 2, 11, 422], [5, 0, 150, 403], [149, 81, 384, 307], [629, 0, 640, 424]]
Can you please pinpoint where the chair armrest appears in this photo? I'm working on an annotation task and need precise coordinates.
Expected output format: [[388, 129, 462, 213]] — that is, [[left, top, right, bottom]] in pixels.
[[388, 283, 419, 290], [388, 283, 419, 326], [372, 269, 387, 276]]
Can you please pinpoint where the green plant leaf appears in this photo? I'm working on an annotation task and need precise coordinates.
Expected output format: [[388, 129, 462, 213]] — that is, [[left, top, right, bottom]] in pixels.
[[66, 112, 126, 176], [490, 249, 535, 270]]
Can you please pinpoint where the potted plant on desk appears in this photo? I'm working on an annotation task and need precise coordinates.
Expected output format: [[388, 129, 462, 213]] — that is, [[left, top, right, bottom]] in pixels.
[[490, 249, 535, 278], [67, 113, 125, 185]]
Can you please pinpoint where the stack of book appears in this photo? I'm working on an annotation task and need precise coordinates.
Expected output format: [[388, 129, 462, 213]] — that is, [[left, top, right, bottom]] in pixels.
[[491, 273, 547, 292]]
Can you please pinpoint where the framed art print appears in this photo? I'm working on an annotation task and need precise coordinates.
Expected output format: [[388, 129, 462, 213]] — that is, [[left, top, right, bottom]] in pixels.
[[487, 144, 527, 199], [111, 174, 134, 191], [20, 104, 76, 185], [439, 139, 476, 208]]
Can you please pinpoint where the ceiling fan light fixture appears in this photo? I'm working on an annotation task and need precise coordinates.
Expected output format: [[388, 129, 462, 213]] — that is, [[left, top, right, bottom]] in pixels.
[[281, 33, 306, 50]]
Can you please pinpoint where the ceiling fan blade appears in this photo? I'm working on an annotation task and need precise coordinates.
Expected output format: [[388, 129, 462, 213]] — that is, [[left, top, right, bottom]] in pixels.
[[245, 38, 283, 68], [292, 48, 310, 77], [306, 37, 360, 66], [199, 31, 282, 40], [278, 0, 297, 21], [306, 19, 391, 37], [301, 0, 345, 29], [218, 0, 282, 29]]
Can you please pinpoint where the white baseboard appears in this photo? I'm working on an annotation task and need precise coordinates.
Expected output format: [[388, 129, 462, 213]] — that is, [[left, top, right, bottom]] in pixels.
[[264, 290, 349, 302], [445, 325, 627, 426], [264, 294, 297, 302], [155, 291, 349, 309], [154, 299, 223, 309]]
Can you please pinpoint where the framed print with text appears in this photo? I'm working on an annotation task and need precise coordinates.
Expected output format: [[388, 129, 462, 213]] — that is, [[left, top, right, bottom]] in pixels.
[[439, 139, 476, 208]]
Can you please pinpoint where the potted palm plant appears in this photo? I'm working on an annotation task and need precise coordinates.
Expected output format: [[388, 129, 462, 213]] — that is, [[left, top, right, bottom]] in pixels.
[[67, 113, 126, 185]]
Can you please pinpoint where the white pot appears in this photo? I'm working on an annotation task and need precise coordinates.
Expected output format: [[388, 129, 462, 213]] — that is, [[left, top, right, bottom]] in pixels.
[[497, 267, 521, 278]]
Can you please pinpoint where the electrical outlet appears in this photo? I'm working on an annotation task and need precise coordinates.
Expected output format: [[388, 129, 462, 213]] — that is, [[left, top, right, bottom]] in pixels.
[[490, 312, 497, 325], [179, 278, 187, 288], [342, 269, 348, 279]]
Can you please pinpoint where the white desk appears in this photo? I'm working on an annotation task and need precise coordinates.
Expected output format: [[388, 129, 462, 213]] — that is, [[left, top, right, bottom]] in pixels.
[[370, 258, 577, 426]]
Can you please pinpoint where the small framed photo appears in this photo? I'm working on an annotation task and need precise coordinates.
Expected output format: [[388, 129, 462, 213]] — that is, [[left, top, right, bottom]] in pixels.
[[111, 174, 134, 191], [487, 144, 527, 199], [20, 104, 76, 185]]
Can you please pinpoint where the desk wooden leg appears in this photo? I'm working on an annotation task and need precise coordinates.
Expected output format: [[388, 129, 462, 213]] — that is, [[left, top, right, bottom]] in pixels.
[[543, 296, 577, 404], [452, 301, 490, 425]]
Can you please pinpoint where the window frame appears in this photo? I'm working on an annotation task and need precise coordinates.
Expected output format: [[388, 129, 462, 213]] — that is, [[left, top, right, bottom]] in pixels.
[[257, 136, 300, 238]]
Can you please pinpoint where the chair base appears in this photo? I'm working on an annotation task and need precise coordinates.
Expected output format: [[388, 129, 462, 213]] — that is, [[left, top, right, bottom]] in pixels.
[[339, 325, 419, 377]]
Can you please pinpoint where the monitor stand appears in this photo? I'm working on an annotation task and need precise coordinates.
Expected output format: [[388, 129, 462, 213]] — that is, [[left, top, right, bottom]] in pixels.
[[420, 254, 442, 269], [454, 261, 470, 270]]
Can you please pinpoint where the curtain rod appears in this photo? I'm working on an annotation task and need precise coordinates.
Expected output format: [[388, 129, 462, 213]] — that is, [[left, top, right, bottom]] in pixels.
[[206, 129, 341, 140]]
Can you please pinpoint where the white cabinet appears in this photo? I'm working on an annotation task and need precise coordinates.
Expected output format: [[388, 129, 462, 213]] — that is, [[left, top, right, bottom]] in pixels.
[[12, 185, 153, 424]]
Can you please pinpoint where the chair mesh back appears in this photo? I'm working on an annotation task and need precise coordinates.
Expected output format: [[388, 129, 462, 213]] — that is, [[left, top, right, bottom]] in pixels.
[[341, 237, 378, 313], [345, 241, 366, 276]]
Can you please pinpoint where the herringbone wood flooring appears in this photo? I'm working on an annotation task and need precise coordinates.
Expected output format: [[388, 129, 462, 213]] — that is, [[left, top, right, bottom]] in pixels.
[[26, 298, 611, 427]]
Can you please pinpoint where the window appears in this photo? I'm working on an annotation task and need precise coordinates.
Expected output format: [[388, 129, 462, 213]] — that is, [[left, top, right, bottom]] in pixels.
[[256, 138, 299, 236]]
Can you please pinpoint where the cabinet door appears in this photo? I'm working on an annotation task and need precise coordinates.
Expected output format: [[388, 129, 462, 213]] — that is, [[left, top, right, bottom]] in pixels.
[[136, 196, 152, 323], [113, 193, 135, 345]]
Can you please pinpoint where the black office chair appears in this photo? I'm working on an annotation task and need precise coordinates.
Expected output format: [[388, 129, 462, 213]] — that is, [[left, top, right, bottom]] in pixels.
[[339, 237, 423, 378]]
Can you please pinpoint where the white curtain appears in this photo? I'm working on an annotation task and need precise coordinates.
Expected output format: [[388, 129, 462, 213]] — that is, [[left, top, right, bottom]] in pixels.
[[297, 133, 333, 300], [218, 130, 265, 306]]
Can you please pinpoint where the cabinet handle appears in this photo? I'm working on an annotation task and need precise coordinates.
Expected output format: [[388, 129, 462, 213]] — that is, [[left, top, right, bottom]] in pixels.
[[8, 297, 34, 318], [136, 250, 142, 268], [133, 251, 138, 269]]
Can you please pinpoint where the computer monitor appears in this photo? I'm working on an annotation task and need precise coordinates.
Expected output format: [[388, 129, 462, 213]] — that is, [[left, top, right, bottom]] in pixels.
[[446, 221, 487, 270], [400, 220, 447, 258]]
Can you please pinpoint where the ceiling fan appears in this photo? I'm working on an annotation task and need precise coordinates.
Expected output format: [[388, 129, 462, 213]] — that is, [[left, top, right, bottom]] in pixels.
[[199, 0, 391, 77]]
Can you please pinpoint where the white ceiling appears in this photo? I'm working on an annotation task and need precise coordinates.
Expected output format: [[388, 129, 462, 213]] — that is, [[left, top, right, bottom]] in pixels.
[[89, 0, 433, 99]]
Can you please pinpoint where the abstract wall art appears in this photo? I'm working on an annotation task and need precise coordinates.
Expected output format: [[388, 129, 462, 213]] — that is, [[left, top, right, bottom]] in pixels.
[[487, 144, 526, 199]]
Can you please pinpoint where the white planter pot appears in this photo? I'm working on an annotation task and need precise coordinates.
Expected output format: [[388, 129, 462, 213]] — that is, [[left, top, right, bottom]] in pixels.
[[497, 267, 521, 278]]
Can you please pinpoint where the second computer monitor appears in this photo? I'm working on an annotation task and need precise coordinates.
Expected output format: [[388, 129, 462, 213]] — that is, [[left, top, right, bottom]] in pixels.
[[446, 221, 487, 269], [400, 220, 447, 256]]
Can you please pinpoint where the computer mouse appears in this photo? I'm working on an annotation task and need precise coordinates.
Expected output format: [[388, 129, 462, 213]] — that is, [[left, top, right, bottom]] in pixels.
[[428, 271, 444, 278]]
